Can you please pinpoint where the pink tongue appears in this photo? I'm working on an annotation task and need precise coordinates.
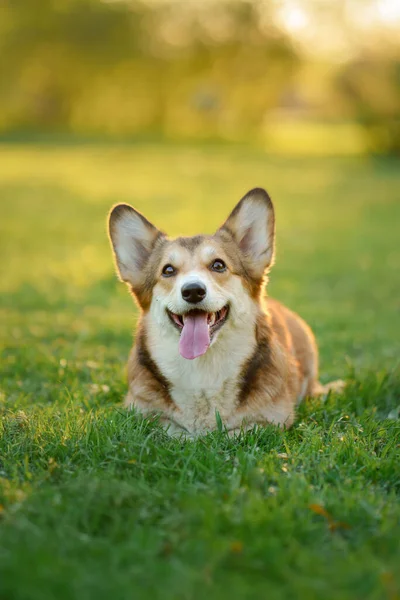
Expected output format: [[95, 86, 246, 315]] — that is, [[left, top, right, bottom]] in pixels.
[[179, 312, 210, 360]]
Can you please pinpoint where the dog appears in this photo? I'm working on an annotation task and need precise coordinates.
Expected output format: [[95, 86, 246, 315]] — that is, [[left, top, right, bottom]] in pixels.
[[108, 188, 344, 436]]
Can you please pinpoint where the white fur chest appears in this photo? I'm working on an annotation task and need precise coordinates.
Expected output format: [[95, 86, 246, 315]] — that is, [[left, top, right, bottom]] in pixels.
[[146, 313, 256, 434]]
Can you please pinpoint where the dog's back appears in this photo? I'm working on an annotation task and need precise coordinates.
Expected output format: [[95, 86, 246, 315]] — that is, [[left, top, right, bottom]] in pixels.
[[268, 298, 318, 400]]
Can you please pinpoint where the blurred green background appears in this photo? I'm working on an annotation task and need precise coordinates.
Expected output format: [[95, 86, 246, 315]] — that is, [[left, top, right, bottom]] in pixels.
[[1, 4, 400, 599], [1, 0, 400, 154], [1, 0, 400, 380]]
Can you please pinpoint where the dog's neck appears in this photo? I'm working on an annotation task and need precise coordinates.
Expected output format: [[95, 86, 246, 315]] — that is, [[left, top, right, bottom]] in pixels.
[[143, 299, 268, 432]]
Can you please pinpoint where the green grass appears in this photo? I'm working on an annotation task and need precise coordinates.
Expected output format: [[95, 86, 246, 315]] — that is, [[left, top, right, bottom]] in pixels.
[[0, 142, 399, 600]]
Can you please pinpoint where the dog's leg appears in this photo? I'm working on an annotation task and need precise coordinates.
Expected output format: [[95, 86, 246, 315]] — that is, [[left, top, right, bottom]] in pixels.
[[312, 379, 346, 398]]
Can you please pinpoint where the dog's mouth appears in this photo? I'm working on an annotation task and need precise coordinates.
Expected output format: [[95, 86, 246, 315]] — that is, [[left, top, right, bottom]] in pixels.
[[167, 306, 229, 360]]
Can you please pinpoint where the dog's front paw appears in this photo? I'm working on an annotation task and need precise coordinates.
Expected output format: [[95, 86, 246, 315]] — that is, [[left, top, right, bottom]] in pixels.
[[312, 379, 346, 398]]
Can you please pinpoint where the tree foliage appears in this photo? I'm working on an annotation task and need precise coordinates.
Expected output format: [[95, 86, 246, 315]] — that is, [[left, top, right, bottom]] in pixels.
[[0, 0, 399, 153]]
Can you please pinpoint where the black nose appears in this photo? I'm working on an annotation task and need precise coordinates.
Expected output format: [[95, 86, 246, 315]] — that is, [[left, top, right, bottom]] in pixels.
[[181, 282, 207, 304]]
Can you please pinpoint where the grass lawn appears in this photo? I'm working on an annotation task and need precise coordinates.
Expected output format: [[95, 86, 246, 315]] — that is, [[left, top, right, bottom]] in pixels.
[[0, 141, 399, 600]]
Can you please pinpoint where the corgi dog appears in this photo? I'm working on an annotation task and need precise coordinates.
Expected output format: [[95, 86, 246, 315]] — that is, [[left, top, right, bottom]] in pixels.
[[108, 188, 343, 436]]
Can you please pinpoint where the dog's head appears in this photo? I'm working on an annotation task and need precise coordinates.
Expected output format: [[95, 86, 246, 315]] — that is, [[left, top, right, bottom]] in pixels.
[[108, 188, 275, 360]]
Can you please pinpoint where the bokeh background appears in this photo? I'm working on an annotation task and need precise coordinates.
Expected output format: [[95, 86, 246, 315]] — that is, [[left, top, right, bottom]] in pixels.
[[1, 4, 400, 598], [1, 0, 400, 153], [1, 0, 399, 387]]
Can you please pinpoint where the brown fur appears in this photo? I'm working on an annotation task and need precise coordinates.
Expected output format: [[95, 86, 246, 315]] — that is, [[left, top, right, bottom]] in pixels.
[[235, 298, 319, 428], [108, 188, 344, 436], [214, 228, 262, 300]]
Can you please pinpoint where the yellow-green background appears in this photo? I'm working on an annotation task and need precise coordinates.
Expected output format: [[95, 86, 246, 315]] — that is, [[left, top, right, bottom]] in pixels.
[[1, 1, 400, 598]]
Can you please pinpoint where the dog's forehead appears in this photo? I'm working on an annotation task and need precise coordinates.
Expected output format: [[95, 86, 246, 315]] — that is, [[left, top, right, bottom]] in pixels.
[[161, 236, 223, 267]]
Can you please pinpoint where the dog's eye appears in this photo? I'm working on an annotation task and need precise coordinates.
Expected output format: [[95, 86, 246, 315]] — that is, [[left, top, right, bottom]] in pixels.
[[162, 264, 176, 277], [210, 259, 226, 273]]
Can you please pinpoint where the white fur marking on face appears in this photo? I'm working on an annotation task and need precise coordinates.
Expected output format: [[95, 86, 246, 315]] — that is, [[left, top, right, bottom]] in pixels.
[[179, 271, 208, 287], [162, 268, 226, 315], [201, 246, 218, 262], [166, 249, 185, 269]]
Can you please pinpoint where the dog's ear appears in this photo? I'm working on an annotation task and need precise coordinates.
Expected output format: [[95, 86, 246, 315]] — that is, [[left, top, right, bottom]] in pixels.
[[219, 188, 275, 279], [108, 204, 165, 288]]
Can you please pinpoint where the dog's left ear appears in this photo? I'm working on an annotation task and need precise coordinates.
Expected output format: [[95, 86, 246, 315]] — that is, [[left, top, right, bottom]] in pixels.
[[219, 188, 275, 279], [108, 203, 165, 289]]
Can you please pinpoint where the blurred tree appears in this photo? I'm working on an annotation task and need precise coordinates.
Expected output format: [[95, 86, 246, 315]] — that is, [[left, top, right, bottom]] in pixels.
[[0, 0, 398, 153], [337, 57, 400, 155], [0, 0, 298, 138]]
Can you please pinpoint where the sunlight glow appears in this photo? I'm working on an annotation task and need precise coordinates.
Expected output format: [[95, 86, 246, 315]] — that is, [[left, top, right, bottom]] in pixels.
[[378, 0, 400, 24], [279, 4, 309, 32]]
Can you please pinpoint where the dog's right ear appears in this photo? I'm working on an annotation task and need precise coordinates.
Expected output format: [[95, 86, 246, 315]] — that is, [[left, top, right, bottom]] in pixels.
[[108, 204, 165, 288], [218, 188, 275, 280]]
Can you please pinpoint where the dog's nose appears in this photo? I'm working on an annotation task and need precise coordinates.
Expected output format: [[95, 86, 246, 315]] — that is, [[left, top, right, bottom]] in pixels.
[[181, 282, 207, 304]]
